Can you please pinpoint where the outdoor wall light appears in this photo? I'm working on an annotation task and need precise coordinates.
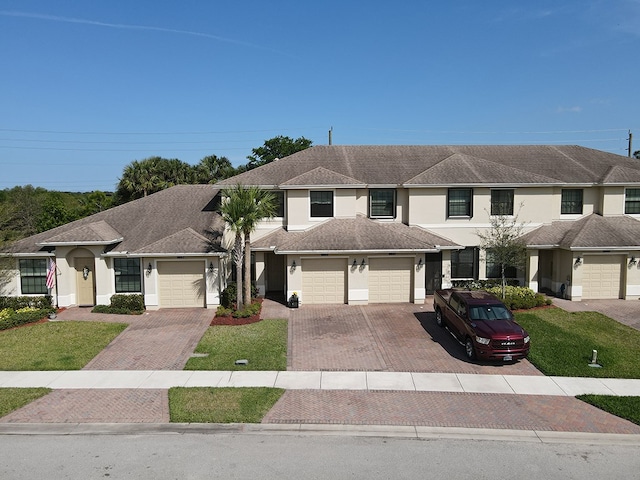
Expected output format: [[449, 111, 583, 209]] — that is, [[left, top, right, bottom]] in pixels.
[[629, 257, 637, 267], [361, 259, 366, 267], [574, 256, 583, 267], [146, 263, 152, 275], [352, 259, 358, 268], [82, 266, 90, 280], [290, 260, 297, 272], [418, 258, 423, 267], [209, 262, 214, 272]]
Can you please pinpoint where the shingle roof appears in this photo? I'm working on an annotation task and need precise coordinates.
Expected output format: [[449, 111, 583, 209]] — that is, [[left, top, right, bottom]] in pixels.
[[38, 220, 123, 245], [10, 185, 226, 256], [217, 145, 640, 188], [280, 166, 365, 187], [522, 214, 640, 249], [252, 215, 460, 253]]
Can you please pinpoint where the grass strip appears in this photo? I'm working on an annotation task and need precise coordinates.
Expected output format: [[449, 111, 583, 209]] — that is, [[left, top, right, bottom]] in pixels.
[[0, 321, 127, 370], [184, 319, 287, 371], [0, 388, 51, 418], [515, 308, 640, 378], [169, 387, 284, 423], [577, 395, 640, 426]]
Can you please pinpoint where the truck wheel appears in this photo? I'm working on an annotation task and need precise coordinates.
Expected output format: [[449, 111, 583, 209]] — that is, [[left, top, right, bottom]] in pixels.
[[465, 337, 475, 360], [435, 308, 444, 327]]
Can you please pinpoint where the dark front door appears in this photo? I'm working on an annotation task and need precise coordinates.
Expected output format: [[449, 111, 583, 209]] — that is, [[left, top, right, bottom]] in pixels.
[[425, 252, 442, 294]]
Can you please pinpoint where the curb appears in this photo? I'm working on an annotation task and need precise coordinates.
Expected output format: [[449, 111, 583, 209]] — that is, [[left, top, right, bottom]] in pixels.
[[1, 422, 640, 446]]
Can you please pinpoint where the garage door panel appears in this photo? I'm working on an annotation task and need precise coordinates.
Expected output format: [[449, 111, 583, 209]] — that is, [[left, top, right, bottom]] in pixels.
[[582, 257, 622, 300], [302, 259, 346, 304], [158, 261, 204, 308], [369, 257, 413, 303]]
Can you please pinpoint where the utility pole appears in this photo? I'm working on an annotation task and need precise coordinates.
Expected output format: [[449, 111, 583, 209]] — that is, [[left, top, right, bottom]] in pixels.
[[628, 130, 633, 157]]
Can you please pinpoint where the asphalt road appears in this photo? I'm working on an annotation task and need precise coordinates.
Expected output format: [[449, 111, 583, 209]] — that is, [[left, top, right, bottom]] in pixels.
[[1, 432, 639, 479]]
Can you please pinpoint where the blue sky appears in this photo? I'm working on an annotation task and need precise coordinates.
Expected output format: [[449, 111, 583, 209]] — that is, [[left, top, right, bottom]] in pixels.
[[1, 0, 639, 192]]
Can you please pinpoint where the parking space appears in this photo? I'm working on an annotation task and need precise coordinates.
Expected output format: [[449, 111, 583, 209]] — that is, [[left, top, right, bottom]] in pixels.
[[287, 301, 542, 376]]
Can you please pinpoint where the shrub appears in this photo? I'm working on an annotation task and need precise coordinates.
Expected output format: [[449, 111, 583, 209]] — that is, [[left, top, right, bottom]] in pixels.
[[485, 285, 551, 310], [220, 282, 259, 309], [110, 294, 145, 312], [232, 300, 261, 318], [0, 295, 53, 310], [0, 306, 53, 331], [215, 305, 233, 317], [451, 279, 520, 290], [91, 294, 145, 315]]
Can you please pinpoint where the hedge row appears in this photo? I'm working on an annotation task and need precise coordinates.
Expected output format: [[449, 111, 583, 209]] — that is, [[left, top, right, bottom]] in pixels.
[[0, 307, 53, 331], [91, 294, 145, 315], [484, 286, 552, 310], [0, 295, 53, 310]]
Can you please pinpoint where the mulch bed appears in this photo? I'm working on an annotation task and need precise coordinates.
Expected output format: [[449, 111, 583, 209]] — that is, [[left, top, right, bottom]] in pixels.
[[210, 298, 263, 326]]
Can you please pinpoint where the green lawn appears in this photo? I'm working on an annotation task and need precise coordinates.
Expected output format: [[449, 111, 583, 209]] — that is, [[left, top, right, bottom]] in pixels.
[[168, 387, 284, 423], [0, 388, 51, 418], [0, 321, 127, 370], [515, 308, 640, 378], [577, 394, 640, 426], [184, 319, 287, 371]]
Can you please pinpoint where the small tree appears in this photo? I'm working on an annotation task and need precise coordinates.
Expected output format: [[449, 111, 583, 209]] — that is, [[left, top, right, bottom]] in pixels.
[[476, 207, 528, 299]]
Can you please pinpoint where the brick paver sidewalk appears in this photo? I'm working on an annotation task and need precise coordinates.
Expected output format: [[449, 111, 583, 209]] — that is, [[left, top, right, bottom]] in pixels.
[[263, 390, 640, 434]]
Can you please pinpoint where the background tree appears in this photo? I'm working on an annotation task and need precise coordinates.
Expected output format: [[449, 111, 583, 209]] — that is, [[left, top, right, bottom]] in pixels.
[[116, 157, 196, 203], [476, 207, 528, 299], [195, 155, 235, 184], [246, 135, 312, 170], [634, 150, 640, 160]]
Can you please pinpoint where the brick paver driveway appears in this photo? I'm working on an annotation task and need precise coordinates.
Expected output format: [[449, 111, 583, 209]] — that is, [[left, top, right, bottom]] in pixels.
[[288, 301, 541, 375], [1, 308, 212, 424]]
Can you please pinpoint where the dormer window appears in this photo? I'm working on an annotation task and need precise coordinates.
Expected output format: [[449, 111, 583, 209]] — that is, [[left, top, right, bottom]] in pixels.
[[370, 189, 396, 218], [310, 191, 333, 217]]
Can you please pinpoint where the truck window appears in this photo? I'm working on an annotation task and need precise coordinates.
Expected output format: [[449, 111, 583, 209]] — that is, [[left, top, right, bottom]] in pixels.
[[468, 305, 511, 321]]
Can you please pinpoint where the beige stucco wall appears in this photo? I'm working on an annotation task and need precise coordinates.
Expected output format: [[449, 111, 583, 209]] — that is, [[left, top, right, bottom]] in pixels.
[[626, 252, 640, 299], [336, 189, 357, 217], [601, 186, 625, 216]]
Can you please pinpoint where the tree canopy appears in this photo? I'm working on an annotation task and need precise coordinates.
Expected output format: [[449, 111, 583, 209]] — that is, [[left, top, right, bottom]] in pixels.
[[245, 135, 313, 170], [476, 207, 528, 298]]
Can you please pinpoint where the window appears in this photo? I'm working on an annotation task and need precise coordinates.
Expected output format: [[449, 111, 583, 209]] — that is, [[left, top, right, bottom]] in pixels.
[[448, 188, 473, 217], [271, 191, 285, 217], [114, 258, 141, 293], [625, 188, 640, 214], [19, 259, 48, 294], [485, 250, 517, 279], [561, 189, 583, 214], [490, 189, 514, 216], [310, 191, 333, 217], [370, 189, 396, 218], [451, 247, 478, 279]]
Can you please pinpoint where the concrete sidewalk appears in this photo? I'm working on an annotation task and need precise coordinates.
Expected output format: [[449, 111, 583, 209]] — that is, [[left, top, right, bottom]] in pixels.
[[2, 370, 640, 397]]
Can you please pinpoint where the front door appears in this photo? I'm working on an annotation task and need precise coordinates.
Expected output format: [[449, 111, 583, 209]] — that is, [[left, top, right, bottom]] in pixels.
[[425, 252, 442, 294], [75, 257, 95, 306]]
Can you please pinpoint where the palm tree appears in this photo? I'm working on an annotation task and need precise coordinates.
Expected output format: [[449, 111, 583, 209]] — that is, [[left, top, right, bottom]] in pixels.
[[219, 187, 247, 310], [240, 187, 277, 305], [220, 185, 277, 308]]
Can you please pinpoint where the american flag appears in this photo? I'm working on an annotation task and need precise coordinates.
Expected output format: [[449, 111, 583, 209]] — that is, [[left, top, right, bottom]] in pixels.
[[46, 258, 56, 290]]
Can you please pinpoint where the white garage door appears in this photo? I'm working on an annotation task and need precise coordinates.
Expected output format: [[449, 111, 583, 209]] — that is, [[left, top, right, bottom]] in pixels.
[[301, 258, 346, 304], [582, 256, 622, 300], [369, 257, 413, 303], [158, 261, 204, 308]]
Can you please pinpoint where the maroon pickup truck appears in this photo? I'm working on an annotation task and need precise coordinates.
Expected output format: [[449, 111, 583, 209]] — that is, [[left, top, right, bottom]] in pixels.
[[433, 289, 530, 362]]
